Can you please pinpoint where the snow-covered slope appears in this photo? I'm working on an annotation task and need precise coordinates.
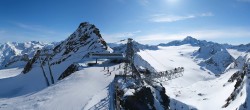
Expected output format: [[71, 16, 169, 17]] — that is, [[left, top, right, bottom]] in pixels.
[[0, 62, 121, 110], [0, 41, 54, 69], [157, 36, 235, 74], [0, 24, 249, 110], [0, 68, 23, 79], [0, 22, 110, 98], [137, 44, 249, 110], [193, 43, 235, 74]]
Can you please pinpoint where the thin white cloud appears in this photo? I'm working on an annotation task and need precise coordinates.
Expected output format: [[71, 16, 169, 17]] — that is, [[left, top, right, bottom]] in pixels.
[[150, 15, 195, 23], [137, 0, 149, 6], [15, 23, 56, 34], [200, 12, 214, 17], [0, 22, 70, 43], [117, 0, 150, 6], [150, 12, 214, 23], [0, 31, 70, 43], [134, 28, 250, 44], [102, 30, 142, 43]]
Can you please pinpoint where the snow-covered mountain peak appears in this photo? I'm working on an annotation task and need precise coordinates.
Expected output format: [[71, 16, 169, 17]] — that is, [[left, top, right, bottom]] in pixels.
[[159, 36, 209, 46], [193, 43, 235, 74], [0, 41, 52, 68], [53, 22, 108, 56], [23, 22, 110, 74], [182, 36, 198, 42], [0, 21, 249, 110], [195, 43, 227, 59]]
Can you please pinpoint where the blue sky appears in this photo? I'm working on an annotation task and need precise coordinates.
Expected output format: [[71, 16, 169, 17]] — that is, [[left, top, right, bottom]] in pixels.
[[0, 0, 250, 45]]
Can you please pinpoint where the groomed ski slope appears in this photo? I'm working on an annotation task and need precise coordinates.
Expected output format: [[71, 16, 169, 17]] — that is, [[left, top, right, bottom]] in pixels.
[[138, 45, 247, 110], [0, 62, 123, 110]]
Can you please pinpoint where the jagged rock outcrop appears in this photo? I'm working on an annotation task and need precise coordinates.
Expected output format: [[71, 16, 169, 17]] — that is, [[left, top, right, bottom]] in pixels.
[[122, 87, 156, 110], [53, 22, 107, 56], [121, 85, 170, 110], [116, 77, 170, 110], [0, 22, 111, 98], [22, 22, 110, 80], [22, 50, 41, 74], [223, 66, 247, 108], [58, 63, 79, 80]]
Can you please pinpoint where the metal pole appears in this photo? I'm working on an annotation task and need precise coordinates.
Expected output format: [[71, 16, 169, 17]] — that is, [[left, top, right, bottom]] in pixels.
[[47, 58, 55, 84], [38, 56, 50, 86]]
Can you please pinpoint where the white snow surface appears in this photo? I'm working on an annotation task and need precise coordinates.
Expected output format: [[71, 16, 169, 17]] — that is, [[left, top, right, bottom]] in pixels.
[[0, 42, 249, 110], [0, 62, 123, 110], [227, 49, 248, 59], [137, 44, 248, 110], [0, 68, 22, 79]]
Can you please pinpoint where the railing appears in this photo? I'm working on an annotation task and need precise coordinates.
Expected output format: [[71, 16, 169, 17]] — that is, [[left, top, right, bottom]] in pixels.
[[145, 67, 184, 82]]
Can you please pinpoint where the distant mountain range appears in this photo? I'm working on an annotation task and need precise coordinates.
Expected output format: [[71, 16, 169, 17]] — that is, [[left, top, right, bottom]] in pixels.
[[0, 22, 249, 110], [158, 36, 249, 74], [158, 36, 211, 47], [0, 41, 56, 68], [1, 33, 249, 75], [159, 36, 250, 52]]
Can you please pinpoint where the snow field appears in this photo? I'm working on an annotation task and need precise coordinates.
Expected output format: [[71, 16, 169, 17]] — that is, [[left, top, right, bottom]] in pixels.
[[0, 68, 22, 79], [138, 45, 247, 110], [0, 62, 123, 110]]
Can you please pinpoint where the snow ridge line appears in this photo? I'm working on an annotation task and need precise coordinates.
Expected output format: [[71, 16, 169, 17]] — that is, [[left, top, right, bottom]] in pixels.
[[134, 53, 157, 73]]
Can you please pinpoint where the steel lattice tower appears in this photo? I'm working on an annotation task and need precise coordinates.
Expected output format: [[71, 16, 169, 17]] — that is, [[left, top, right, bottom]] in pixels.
[[124, 38, 134, 81]]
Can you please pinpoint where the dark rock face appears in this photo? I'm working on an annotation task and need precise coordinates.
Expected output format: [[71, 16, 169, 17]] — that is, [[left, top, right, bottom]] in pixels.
[[22, 50, 41, 74], [121, 85, 170, 110], [122, 87, 156, 110], [159, 86, 171, 109], [223, 68, 246, 108], [228, 71, 240, 82], [58, 64, 79, 80]]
